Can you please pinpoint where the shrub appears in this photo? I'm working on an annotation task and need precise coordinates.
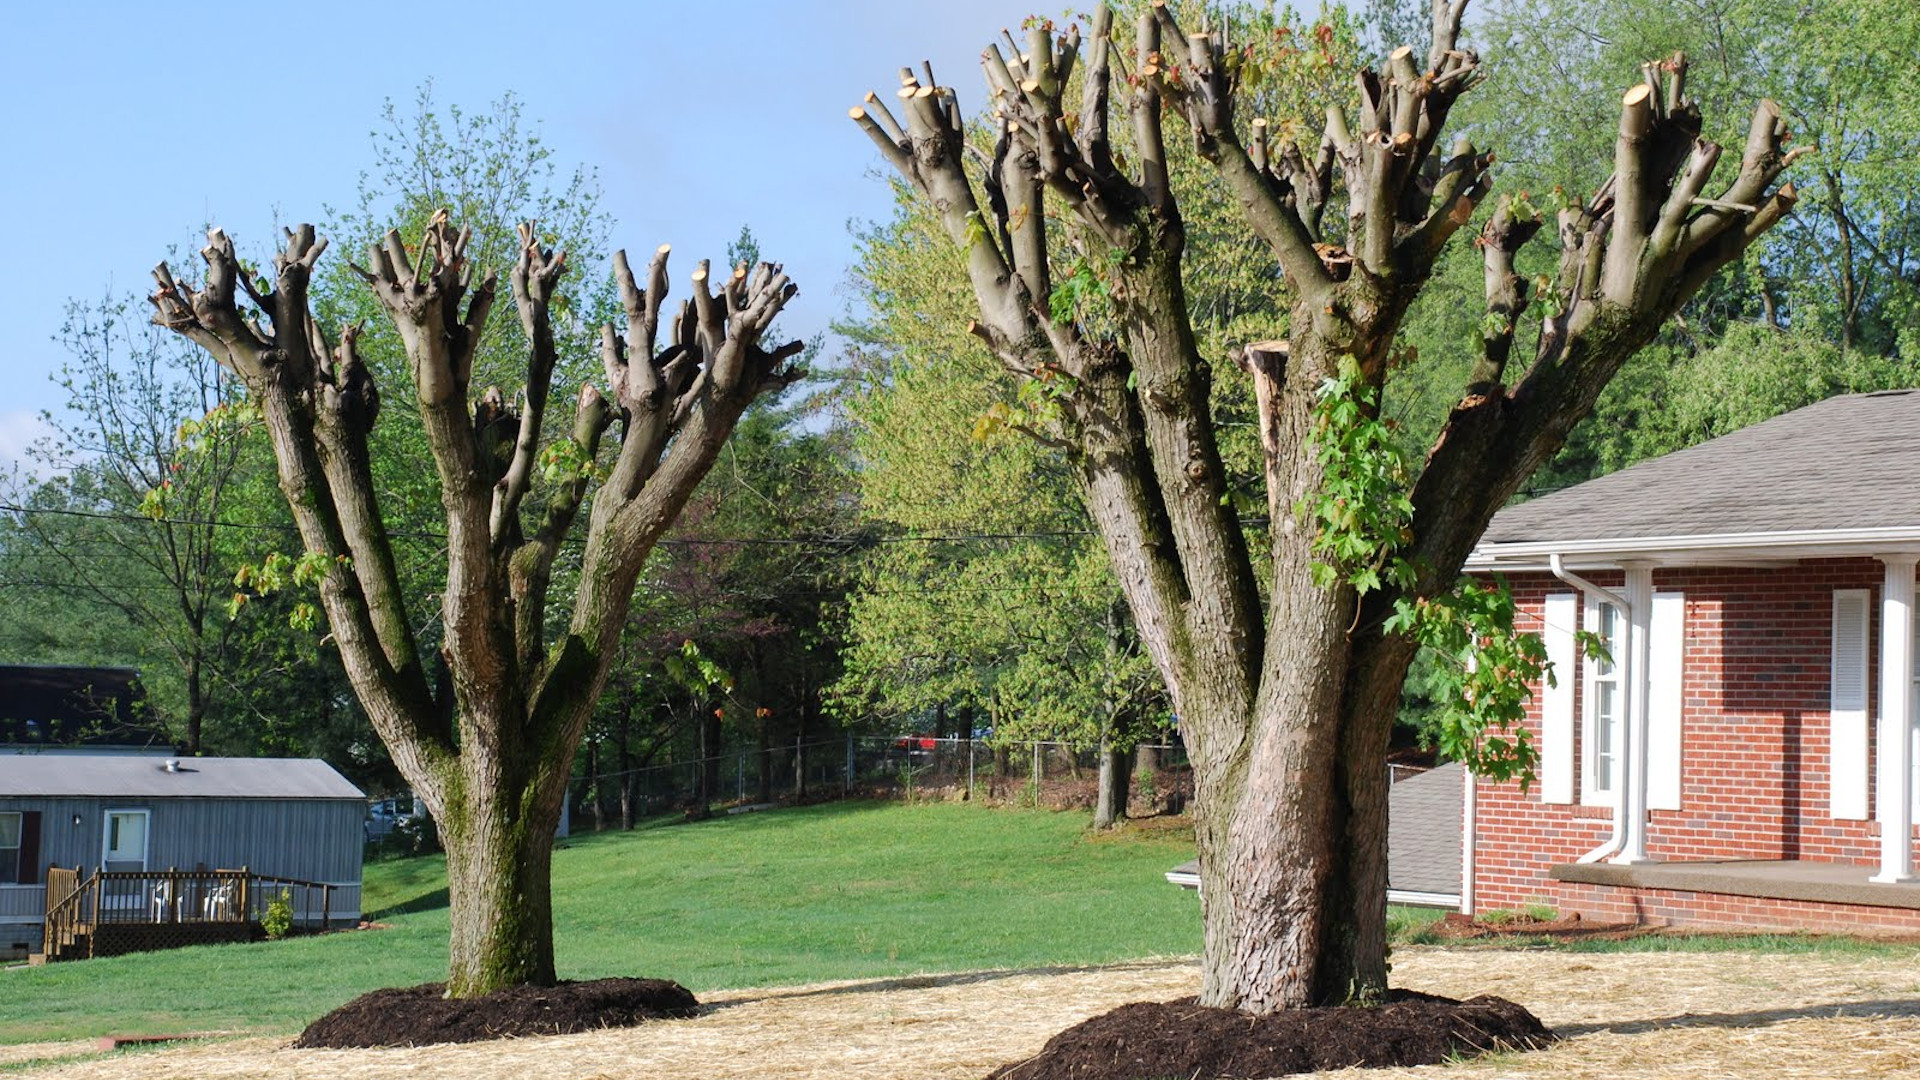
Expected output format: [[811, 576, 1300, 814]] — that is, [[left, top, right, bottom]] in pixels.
[[262, 889, 294, 940]]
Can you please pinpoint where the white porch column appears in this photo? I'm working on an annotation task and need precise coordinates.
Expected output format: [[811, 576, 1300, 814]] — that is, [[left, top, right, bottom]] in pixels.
[[1873, 555, 1917, 884], [1614, 563, 1656, 864]]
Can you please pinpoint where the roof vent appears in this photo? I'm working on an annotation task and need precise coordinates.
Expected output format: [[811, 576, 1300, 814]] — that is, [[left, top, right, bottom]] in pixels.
[[163, 758, 181, 773], [1865, 389, 1914, 398]]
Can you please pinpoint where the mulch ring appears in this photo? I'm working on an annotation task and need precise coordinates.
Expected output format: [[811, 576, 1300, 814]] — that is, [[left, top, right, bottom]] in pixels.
[[1426, 911, 1649, 941], [986, 990, 1554, 1080], [292, 977, 700, 1049]]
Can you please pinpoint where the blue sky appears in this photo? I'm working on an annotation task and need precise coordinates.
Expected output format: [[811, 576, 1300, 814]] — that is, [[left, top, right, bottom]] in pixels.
[[0, 0, 1058, 469]]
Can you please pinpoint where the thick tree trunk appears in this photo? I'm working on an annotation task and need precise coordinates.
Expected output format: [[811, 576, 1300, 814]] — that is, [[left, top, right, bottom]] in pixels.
[[441, 791, 558, 995]]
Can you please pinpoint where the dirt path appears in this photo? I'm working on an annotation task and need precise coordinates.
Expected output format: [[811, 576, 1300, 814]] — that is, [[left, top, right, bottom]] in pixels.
[[10, 948, 1920, 1079]]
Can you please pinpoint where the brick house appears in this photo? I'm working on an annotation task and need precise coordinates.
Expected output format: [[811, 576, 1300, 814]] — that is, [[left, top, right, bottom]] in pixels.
[[1461, 389, 1920, 931]]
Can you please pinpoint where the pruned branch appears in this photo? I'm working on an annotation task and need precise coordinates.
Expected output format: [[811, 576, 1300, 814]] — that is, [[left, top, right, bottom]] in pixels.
[[494, 221, 568, 545], [1473, 195, 1543, 391], [148, 227, 450, 776]]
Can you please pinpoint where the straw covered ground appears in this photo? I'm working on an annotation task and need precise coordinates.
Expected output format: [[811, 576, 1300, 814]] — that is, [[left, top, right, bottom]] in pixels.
[[9, 946, 1920, 1079]]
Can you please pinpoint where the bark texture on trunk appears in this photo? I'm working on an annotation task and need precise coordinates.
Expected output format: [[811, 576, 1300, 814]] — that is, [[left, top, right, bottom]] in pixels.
[[860, 0, 1798, 1012], [150, 216, 803, 995], [1093, 742, 1131, 828]]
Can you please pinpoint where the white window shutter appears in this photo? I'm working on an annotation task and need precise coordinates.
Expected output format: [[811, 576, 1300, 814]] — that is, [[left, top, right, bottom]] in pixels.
[[1830, 588, 1872, 820], [1540, 593, 1577, 804], [1648, 592, 1685, 811]]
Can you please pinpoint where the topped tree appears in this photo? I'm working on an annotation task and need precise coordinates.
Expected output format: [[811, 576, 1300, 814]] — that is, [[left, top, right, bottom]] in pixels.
[[151, 214, 802, 996], [855, 0, 1797, 1011]]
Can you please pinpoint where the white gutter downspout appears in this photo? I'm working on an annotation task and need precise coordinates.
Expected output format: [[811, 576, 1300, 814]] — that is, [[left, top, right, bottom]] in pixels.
[[1614, 563, 1656, 864], [1460, 762, 1477, 914], [1549, 553, 1632, 864]]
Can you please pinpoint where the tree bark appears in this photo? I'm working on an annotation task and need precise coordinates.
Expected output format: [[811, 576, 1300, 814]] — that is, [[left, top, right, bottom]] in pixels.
[[441, 790, 558, 995], [1093, 739, 1131, 828]]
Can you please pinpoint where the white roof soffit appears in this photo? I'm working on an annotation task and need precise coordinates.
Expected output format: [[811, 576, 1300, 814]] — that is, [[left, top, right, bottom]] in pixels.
[[1466, 525, 1920, 572]]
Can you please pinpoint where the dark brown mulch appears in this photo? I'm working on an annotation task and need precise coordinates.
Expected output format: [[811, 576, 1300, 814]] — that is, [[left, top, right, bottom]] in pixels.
[[292, 977, 700, 1049], [985, 990, 1554, 1080]]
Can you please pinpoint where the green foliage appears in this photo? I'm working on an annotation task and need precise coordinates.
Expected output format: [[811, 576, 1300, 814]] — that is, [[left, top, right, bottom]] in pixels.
[[1300, 359, 1416, 594], [261, 889, 295, 940], [537, 435, 601, 484], [664, 639, 734, 699], [1383, 583, 1544, 784], [228, 550, 351, 629], [1304, 365, 1548, 781], [1047, 257, 1113, 326]]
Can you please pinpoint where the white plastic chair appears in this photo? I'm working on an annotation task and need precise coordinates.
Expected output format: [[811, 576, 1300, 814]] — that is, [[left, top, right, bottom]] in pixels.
[[150, 880, 174, 923], [203, 880, 236, 921]]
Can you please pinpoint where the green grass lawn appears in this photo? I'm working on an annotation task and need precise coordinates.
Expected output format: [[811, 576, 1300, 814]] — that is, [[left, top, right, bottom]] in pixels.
[[1, 800, 1205, 1044]]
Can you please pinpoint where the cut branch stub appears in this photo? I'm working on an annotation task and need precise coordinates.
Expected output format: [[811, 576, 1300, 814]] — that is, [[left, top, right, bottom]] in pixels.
[[598, 243, 802, 429]]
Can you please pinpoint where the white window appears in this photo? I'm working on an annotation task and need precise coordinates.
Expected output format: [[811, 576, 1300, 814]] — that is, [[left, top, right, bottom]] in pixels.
[[1583, 598, 1625, 805], [0, 812, 20, 885]]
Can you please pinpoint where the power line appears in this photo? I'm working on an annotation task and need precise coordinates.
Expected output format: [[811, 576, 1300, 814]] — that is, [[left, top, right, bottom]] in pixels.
[[0, 499, 1151, 552]]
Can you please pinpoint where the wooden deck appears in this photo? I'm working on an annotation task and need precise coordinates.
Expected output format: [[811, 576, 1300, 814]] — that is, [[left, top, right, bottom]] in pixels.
[[38, 866, 339, 963]]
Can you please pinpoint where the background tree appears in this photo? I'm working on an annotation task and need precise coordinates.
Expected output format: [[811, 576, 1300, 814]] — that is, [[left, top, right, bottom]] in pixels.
[[835, 199, 1164, 824], [0, 294, 292, 755], [150, 208, 804, 994], [854, 0, 1796, 1011]]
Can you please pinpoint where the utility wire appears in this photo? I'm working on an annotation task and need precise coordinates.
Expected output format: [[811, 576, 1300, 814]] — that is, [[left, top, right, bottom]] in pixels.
[[0, 499, 1215, 552]]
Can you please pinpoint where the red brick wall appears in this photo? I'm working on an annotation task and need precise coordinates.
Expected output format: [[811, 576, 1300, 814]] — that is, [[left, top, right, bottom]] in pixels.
[[1470, 558, 1920, 929]]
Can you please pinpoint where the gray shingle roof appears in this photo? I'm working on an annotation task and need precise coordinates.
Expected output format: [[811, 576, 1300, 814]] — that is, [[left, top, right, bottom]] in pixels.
[[1482, 389, 1920, 546], [0, 755, 364, 800]]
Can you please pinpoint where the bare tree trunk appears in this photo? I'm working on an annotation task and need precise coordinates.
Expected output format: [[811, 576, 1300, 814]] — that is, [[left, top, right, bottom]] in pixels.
[[756, 707, 773, 803], [794, 701, 810, 797], [617, 701, 636, 830], [587, 738, 605, 832], [1093, 738, 1131, 829], [183, 649, 207, 757]]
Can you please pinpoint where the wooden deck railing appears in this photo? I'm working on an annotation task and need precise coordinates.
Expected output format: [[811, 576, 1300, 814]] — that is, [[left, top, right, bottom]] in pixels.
[[42, 866, 87, 959], [40, 866, 341, 962]]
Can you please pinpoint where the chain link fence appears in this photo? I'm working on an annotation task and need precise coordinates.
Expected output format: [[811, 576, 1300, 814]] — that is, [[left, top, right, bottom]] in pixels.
[[564, 735, 1191, 831]]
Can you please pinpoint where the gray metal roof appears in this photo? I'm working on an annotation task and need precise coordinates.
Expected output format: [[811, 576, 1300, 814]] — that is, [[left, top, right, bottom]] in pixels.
[[0, 755, 365, 800], [1481, 389, 1920, 546]]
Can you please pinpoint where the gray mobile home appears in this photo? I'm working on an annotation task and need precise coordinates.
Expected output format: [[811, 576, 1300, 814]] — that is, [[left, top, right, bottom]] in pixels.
[[0, 755, 365, 959]]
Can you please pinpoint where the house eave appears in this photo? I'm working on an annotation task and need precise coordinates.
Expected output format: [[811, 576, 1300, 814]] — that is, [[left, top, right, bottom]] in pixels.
[[1466, 525, 1920, 572]]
